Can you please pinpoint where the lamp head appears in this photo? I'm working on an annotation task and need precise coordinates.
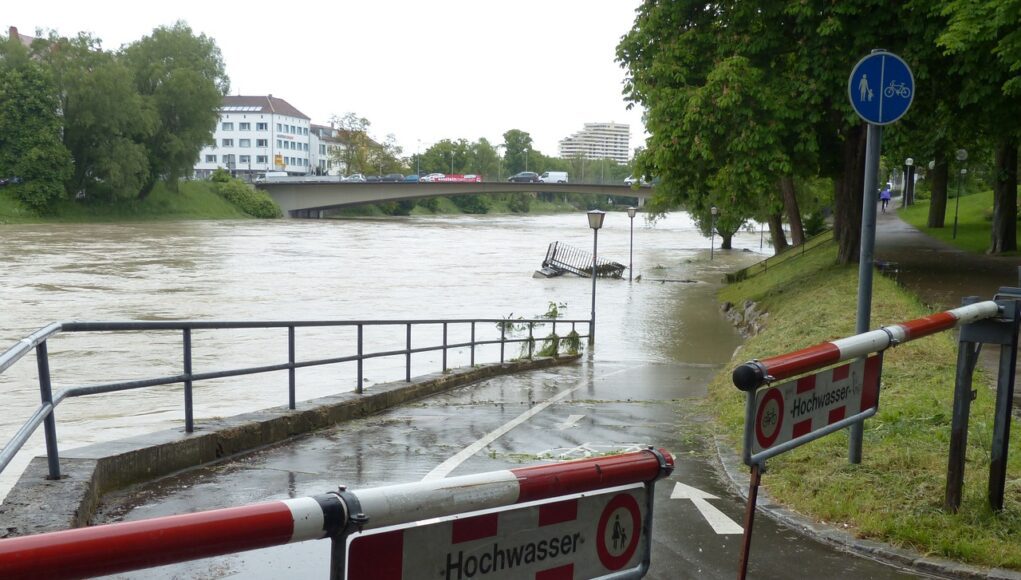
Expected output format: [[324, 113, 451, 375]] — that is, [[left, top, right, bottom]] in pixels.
[[587, 209, 606, 230], [710, 205, 718, 216], [627, 206, 637, 219], [928, 160, 936, 170], [956, 149, 968, 162], [905, 157, 913, 166], [961, 168, 967, 176]]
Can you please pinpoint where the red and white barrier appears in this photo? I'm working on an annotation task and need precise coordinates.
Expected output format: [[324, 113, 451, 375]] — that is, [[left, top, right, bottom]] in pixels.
[[0, 449, 672, 580], [733, 300, 1000, 391]]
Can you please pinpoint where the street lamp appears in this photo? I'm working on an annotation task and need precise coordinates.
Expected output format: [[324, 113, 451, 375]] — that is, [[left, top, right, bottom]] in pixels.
[[710, 205, 719, 260], [416, 139, 421, 178], [450, 151, 455, 175], [627, 206, 637, 282], [903, 157, 914, 207], [953, 148, 967, 239], [587, 210, 605, 345]]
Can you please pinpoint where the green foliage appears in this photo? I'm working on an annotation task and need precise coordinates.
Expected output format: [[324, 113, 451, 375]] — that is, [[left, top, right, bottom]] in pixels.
[[900, 189, 1018, 255], [210, 168, 232, 183], [0, 39, 72, 212], [213, 178, 282, 218], [416, 197, 439, 212], [123, 22, 228, 197], [506, 194, 531, 213], [450, 194, 490, 214]]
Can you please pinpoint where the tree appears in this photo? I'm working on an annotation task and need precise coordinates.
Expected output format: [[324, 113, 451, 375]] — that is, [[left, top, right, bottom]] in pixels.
[[0, 36, 72, 211], [123, 22, 228, 198], [331, 113, 373, 174], [36, 33, 153, 200], [503, 129, 535, 174], [940, 0, 1020, 253]]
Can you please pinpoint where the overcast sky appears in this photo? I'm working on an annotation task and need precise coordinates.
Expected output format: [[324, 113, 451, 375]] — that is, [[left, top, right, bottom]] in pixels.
[[5, 1, 646, 158]]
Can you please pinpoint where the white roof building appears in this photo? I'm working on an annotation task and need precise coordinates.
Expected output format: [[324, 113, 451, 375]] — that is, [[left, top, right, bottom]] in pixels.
[[558, 122, 631, 165]]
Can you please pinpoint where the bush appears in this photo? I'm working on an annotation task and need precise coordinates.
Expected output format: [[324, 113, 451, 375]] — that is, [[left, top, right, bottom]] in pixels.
[[417, 197, 439, 212], [210, 168, 232, 183], [214, 179, 282, 218], [451, 194, 490, 214]]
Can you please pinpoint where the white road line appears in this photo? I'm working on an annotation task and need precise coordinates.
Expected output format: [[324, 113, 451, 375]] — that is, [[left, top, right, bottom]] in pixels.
[[422, 366, 636, 481], [670, 482, 743, 534], [556, 414, 585, 430]]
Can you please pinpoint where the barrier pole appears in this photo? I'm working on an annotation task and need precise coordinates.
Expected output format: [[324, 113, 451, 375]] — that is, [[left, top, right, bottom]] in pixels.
[[737, 463, 762, 580]]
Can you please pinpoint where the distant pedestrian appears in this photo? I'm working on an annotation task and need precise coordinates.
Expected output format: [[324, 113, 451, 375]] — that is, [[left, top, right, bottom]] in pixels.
[[880, 186, 892, 213]]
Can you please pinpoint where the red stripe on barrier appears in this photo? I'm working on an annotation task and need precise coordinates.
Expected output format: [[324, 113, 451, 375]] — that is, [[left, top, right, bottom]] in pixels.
[[348, 530, 403, 580], [832, 363, 850, 382], [796, 375, 816, 394], [0, 501, 295, 580], [536, 563, 574, 579], [760, 343, 841, 382], [452, 513, 499, 544], [538, 499, 578, 527], [860, 355, 882, 411], [899, 312, 958, 340], [793, 419, 812, 439], [828, 406, 846, 424], [511, 449, 671, 503]]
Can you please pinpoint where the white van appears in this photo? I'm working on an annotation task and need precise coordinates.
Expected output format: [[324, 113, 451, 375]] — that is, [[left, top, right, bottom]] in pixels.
[[539, 171, 568, 183]]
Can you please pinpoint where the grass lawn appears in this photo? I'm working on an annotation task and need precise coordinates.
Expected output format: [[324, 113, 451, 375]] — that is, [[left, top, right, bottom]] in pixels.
[[899, 189, 1020, 256], [713, 240, 1021, 570]]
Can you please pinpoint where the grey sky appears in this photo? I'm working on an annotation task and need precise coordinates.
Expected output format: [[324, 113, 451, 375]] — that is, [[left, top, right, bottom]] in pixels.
[[5, 1, 646, 159]]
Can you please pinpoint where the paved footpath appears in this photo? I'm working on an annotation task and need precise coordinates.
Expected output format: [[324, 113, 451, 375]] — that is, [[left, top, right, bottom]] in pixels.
[[873, 201, 1020, 405]]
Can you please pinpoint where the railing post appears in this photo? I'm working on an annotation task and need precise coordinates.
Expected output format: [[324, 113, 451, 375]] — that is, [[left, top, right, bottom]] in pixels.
[[552, 321, 557, 358], [500, 323, 506, 363], [406, 323, 412, 383], [357, 324, 363, 394], [183, 329, 194, 433], [442, 322, 448, 373], [288, 326, 296, 410], [470, 322, 476, 367], [35, 342, 61, 480], [528, 324, 534, 358]]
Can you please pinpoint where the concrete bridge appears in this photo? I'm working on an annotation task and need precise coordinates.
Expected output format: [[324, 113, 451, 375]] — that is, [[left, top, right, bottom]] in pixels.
[[255, 179, 652, 217]]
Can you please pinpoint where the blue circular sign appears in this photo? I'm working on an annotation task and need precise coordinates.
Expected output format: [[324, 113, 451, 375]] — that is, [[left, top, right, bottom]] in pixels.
[[848, 51, 914, 125]]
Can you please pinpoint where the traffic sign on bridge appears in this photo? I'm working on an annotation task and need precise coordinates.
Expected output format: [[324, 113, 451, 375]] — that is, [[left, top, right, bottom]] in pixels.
[[848, 51, 914, 125]]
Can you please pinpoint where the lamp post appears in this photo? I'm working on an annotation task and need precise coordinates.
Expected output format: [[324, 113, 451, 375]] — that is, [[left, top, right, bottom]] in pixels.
[[627, 206, 637, 282], [953, 148, 967, 239], [710, 205, 719, 260], [903, 157, 914, 208], [495, 144, 505, 181], [450, 151, 455, 175], [416, 139, 421, 178], [587, 210, 605, 345]]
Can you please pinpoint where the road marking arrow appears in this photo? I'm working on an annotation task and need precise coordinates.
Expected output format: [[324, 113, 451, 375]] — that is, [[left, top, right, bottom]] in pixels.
[[557, 414, 585, 430], [670, 482, 743, 534]]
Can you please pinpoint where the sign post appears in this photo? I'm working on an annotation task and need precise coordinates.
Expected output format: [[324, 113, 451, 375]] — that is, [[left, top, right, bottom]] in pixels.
[[846, 50, 914, 464]]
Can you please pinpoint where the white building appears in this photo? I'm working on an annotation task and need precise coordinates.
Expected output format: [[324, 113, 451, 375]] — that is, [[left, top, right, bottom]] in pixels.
[[558, 122, 631, 165], [310, 124, 347, 176], [194, 95, 312, 180]]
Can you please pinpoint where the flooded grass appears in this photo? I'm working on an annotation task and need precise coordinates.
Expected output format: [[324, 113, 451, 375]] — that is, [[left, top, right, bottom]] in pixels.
[[710, 244, 1021, 570]]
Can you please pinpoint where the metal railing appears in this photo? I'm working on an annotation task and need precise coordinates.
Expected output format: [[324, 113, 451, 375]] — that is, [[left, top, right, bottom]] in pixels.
[[725, 229, 835, 283], [0, 317, 590, 482]]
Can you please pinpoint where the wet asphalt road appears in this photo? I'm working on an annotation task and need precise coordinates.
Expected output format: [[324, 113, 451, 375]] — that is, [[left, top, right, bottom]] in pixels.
[[94, 360, 920, 579]]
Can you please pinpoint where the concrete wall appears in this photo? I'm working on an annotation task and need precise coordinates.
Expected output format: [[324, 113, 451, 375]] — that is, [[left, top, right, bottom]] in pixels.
[[0, 356, 578, 537]]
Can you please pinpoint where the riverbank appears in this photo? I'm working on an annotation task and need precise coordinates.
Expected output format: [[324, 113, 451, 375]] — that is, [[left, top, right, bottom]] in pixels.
[[711, 234, 1021, 571]]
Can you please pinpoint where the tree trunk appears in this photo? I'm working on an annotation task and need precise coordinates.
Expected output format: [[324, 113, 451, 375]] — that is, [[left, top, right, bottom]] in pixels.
[[779, 175, 804, 245], [138, 178, 157, 200], [768, 212, 788, 254], [926, 150, 948, 228], [990, 138, 1018, 254], [720, 233, 733, 250], [834, 125, 866, 264]]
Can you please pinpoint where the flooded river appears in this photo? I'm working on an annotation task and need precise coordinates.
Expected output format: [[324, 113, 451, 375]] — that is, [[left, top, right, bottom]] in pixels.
[[0, 211, 768, 499]]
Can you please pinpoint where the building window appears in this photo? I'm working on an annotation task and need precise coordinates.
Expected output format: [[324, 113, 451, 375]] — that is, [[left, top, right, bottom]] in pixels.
[[239, 139, 251, 147], [303, 128, 309, 136], [320, 144, 326, 154], [277, 139, 283, 148], [239, 155, 250, 163], [205, 154, 216, 162], [303, 143, 309, 151], [256, 155, 268, 163], [256, 139, 268, 147], [222, 154, 235, 165], [221, 138, 233, 147], [257, 122, 268, 131], [276, 123, 282, 132], [239, 122, 250, 131], [222, 122, 234, 131]]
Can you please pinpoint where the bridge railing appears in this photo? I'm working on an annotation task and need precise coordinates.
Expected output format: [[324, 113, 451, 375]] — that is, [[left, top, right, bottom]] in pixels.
[[0, 316, 590, 482]]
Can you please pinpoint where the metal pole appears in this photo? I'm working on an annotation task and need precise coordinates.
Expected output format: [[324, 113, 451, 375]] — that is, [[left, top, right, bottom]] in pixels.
[[710, 214, 716, 261], [988, 302, 1019, 510], [737, 463, 762, 580], [405, 323, 412, 382], [629, 214, 634, 282], [183, 329, 193, 433], [946, 337, 980, 512], [470, 322, 476, 367], [850, 122, 882, 464], [442, 322, 448, 372], [36, 342, 60, 480], [952, 169, 962, 239], [288, 326, 296, 409], [589, 228, 598, 345], [356, 324, 363, 394]]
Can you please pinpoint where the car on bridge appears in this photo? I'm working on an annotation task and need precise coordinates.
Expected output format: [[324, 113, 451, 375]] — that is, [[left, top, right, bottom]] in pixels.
[[419, 173, 445, 182], [381, 173, 405, 183], [342, 174, 366, 182], [507, 171, 540, 183]]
